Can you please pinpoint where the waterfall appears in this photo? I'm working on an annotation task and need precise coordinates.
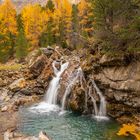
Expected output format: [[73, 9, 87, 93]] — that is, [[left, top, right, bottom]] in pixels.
[[88, 79, 108, 120], [29, 58, 107, 119], [45, 61, 69, 105], [61, 67, 84, 110], [91, 80, 106, 116], [88, 85, 98, 116]]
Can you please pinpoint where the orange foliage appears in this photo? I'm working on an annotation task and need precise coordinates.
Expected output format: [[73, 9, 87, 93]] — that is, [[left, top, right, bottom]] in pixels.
[[21, 4, 48, 49], [0, 0, 17, 36], [117, 124, 140, 140]]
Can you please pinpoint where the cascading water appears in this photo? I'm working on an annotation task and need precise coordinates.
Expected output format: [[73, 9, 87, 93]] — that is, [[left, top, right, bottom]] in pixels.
[[91, 80, 106, 117], [29, 60, 69, 113], [88, 79, 108, 120], [88, 85, 98, 116], [29, 56, 107, 120], [61, 67, 85, 110], [45, 61, 69, 105]]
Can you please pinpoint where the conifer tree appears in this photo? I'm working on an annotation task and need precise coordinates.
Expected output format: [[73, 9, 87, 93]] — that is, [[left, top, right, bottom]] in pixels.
[[16, 15, 28, 61], [39, 0, 55, 47]]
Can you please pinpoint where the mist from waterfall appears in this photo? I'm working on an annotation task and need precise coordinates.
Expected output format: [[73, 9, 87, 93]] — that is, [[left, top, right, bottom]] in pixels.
[[45, 61, 69, 105]]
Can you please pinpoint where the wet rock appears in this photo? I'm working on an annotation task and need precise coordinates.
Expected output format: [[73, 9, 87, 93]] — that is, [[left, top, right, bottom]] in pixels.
[[9, 78, 26, 92]]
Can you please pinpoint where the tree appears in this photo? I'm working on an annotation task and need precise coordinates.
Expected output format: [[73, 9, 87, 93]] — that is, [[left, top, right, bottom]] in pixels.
[[39, 1, 56, 47], [92, 0, 140, 55], [16, 15, 28, 61], [46, 0, 55, 11], [0, 0, 17, 62], [21, 4, 48, 50], [54, 0, 72, 48], [78, 0, 94, 40]]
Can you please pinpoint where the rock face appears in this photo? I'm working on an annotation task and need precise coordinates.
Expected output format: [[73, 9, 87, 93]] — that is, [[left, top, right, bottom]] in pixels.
[[83, 54, 140, 123]]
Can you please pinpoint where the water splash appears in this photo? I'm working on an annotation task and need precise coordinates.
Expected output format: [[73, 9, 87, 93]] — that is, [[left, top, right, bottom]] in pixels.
[[45, 61, 69, 105]]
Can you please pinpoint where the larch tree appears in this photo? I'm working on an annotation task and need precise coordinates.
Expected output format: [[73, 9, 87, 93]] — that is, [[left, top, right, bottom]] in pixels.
[[21, 4, 48, 50], [39, 1, 56, 47], [78, 0, 94, 42], [54, 0, 72, 48], [0, 0, 17, 62]]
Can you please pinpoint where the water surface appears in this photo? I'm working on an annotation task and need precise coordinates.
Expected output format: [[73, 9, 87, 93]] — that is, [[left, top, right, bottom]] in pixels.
[[18, 103, 132, 140]]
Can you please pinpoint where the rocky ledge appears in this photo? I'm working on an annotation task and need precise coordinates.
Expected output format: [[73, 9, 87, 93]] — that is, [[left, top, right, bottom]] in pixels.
[[82, 53, 140, 124]]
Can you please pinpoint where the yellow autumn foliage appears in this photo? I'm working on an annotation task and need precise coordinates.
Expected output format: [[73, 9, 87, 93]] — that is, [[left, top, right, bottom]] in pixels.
[[117, 124, 140, 140], [0, 0, 17, 36], [21, 4, 48, 49]]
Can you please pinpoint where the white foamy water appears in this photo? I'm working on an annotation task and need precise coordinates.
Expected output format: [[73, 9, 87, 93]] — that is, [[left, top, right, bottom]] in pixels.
[[88, 79, 108, 120], [29, 61, 69, 114], [91, 80, 106, 116], [45, 61, 69, 105], [29, 102, 60, 114]]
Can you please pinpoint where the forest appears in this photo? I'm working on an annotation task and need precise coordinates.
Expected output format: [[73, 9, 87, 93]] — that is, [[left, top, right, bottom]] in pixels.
[[0, 0, 140, 62]]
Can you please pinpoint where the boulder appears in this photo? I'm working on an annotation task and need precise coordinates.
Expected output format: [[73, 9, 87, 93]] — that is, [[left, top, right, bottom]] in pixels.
[[29, 55, 47, 77], [9, 78, 26, 92]]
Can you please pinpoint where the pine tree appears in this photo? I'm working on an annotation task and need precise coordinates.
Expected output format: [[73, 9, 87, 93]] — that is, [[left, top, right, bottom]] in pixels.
[[39, 1, 55, 47], [71, 4, 79, 48], [46, 0, 55, 11], [92, 0, 140, 55], [16, 15, 28, 61]]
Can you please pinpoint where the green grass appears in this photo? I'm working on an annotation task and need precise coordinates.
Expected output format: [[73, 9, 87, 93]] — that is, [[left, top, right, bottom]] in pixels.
[[0, 64, 22, 70]]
